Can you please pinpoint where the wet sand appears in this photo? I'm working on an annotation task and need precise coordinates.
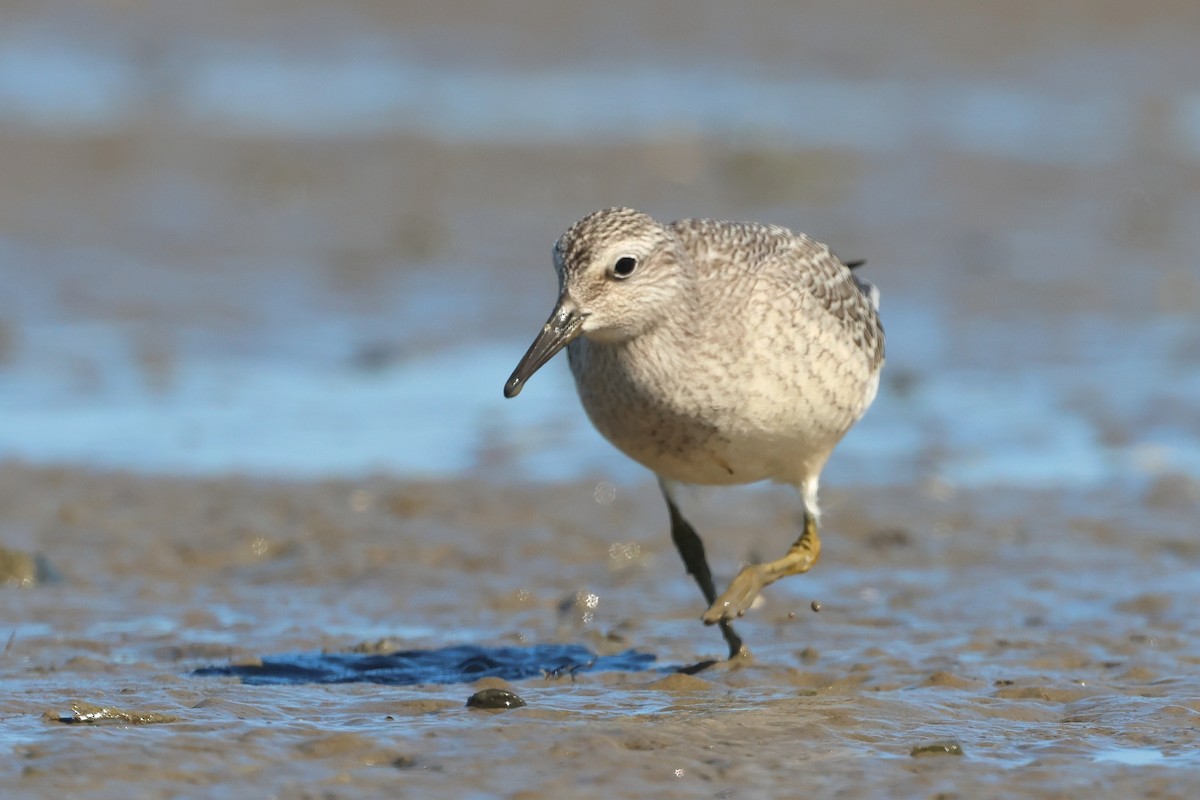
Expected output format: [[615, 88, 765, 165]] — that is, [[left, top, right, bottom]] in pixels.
[[3, 465, 1200, 797], [3, 0, 1200, 797]]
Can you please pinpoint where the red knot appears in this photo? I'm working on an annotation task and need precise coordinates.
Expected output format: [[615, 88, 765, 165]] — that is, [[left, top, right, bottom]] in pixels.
[[505, 207, 884, 662]]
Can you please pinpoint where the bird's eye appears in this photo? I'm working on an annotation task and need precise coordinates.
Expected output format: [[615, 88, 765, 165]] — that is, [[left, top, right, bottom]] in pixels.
[[612, 256, 638, 279]]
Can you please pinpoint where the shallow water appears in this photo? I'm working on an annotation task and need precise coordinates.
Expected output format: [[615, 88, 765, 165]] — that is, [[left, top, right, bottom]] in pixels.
[[2, 1, 1200, 797], [2, 307, 1198, 488], [194, 644, 658, 685]]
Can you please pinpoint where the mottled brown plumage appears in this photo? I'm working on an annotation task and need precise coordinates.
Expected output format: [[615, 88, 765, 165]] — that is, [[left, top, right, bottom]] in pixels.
[[505, 207, 884, 662]]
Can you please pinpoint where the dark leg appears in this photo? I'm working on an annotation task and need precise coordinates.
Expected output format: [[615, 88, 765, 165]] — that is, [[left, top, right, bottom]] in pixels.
[[658, 480, 745, 661]]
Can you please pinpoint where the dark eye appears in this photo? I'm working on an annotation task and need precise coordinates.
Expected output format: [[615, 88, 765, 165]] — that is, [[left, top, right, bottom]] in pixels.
[[612, 256, 638, 279]]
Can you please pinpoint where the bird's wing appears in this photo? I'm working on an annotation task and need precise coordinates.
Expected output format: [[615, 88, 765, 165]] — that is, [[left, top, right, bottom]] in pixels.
[[788, 239, 885, 370], [670, 218, 885, 370]]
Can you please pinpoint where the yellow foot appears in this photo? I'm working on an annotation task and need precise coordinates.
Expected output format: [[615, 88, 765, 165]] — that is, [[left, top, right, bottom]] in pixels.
[[702, 563, 769, 625]]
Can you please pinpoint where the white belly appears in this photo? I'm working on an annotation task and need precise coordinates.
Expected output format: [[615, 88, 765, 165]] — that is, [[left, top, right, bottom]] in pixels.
[[569, 335, 877, 487]]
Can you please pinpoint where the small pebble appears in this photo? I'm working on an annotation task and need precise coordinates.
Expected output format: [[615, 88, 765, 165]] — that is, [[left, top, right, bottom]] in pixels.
[[0, 546, 39, 588], [811, 600, 822, 613], [46, 701, 178, 725], [465, 688, 526, 710], [910, 741, 964, 758]]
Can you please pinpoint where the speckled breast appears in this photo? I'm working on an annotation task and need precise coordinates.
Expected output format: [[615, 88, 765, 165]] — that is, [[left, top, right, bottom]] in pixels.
[[566, 335, 868, 486]]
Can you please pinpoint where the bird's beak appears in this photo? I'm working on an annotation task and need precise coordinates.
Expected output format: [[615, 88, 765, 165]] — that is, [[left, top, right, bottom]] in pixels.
[[504, 296, 584, 398]]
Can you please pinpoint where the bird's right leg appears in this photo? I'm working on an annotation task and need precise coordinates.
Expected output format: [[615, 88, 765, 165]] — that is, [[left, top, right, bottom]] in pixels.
[[702, 509, 820, 625], [703, 479, 823, 625], [658, 479, 746, 661]]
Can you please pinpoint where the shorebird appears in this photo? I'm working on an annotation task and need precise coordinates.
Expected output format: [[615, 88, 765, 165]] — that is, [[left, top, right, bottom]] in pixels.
[[504, 208, 884, 661]]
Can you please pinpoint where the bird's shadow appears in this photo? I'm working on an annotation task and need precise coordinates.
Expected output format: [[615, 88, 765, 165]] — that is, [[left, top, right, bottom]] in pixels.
[[192, 643, 665, 686]]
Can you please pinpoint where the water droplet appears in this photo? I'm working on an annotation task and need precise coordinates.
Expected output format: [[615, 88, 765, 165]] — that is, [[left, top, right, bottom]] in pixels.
[[593, 481, 617, 504], [608, 542, 642, 562]]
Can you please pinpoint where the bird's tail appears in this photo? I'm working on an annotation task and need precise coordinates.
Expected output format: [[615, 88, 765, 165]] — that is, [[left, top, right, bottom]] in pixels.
[[843, 259, 881, 311]]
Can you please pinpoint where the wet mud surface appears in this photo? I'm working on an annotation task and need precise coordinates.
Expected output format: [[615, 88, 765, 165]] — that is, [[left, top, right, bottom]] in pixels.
[[3, 466, 1200, 797]]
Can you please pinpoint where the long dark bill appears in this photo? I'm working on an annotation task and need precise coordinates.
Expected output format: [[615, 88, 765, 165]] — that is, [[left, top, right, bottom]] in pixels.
[[503, 300, 584, 398]]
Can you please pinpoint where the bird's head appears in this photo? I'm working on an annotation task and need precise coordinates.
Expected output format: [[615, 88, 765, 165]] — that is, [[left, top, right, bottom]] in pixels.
[[505, 208, 687, 397]]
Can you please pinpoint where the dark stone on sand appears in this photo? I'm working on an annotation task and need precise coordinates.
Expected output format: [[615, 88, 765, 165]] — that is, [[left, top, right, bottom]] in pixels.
[[46, 701, 179, 725], [466, 688, 526, 710], [910, 741, 964, 758], [866, 528, 911, 550], [0, 545, 55, 588]]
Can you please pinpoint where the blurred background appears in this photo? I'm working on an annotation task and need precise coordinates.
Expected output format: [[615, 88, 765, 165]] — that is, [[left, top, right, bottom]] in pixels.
[[1, 0, 1198, 493]]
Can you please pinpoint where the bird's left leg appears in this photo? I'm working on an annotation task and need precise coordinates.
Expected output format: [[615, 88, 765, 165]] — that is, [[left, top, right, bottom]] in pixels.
[[702, 484, 821, 625], [659, 479, 746, 660]]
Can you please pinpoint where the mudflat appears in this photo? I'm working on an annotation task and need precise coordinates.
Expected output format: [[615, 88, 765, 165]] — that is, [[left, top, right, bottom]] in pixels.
[[3, 0, 1200, 797], [3, 465, 1199, 796]]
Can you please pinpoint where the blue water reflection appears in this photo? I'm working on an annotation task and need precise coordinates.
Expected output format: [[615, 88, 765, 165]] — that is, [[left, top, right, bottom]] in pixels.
[[1, 304, 1196, 488], [194, 643, 656, 686]]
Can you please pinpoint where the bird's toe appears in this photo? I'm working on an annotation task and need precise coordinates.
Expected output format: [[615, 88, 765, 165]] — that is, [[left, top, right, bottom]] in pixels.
[[702, 564, 768, 625]]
